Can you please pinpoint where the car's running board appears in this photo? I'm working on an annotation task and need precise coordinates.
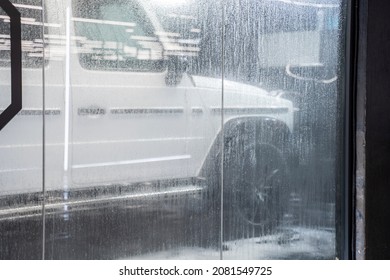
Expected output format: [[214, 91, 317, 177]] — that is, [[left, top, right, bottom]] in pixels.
[[0, 185, 205, 221]]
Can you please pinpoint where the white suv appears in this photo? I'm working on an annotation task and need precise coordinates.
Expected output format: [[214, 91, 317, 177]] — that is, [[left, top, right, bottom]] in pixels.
[[0, 0, 293, 229]]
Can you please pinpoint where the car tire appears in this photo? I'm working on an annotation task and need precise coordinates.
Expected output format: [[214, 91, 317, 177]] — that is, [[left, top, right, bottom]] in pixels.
[[222, 122, 289, 241], [198, 121, 290, 246]]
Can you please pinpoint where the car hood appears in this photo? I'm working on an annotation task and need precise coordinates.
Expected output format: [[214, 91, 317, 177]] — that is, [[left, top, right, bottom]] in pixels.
[[191, 75, 292, 108], [191, 75, 268, 95]]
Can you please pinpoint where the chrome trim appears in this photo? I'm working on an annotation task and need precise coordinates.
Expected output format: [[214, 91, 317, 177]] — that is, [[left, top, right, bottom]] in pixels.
[[111, 108, 184, 114], [0, 109, 62, 115], [13, 109, 61, 116], [210, 107, 289, 114], [72, 155, 191, 169]]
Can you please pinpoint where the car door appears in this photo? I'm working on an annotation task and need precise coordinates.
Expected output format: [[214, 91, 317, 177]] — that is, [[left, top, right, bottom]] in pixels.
[[68, 0, 190, 187]]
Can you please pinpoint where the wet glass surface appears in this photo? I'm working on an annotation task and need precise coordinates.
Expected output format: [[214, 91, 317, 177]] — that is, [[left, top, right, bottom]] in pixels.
[[220, 0, 342, 259], [1, 0, 346, 259], [0, 13, 11, 109], [0, 0, 44, 259]]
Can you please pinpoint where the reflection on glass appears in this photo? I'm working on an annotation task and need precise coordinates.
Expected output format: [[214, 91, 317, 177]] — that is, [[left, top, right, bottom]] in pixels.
[[0, 0, 46, 68], [74, 0, 164, 71], [0, 16, 11, 109], [0, 0, 346, 260], [0, 0, 44, 260], [221, 0, 342, 259], [42, 0, 222, 259]]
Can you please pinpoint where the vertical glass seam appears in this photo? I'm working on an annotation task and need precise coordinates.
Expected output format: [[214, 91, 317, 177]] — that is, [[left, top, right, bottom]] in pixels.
[[41, 0, 46, 260], [220, 0, 225, 261]]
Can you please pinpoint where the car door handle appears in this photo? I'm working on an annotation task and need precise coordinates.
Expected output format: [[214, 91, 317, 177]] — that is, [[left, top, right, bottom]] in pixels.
[[78, 107, 106, 116], [0, 1, 22, 131]]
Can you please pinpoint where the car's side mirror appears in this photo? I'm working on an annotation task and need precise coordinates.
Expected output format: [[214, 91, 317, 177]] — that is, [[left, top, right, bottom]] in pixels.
[[165, 55, 188, 87]]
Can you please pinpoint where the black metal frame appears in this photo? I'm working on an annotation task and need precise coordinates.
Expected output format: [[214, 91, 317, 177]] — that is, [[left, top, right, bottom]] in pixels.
[[335, 0, 358, 260], [364, 0, 390, 260], [0, 0, 22, 131], [344, 0, 358, 260]]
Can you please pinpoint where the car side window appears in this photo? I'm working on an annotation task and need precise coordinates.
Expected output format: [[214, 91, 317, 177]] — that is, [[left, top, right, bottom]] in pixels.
[[73, 0, 165, 72]]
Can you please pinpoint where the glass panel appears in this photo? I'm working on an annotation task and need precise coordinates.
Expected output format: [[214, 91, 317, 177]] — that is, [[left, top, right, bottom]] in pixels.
[[222, 0, 344, 259], [0, 9, 11, 109], [0, 0, 44, 259], [0, 0, 347, 260], [0, 0, 46, 69], [44, 0, 222, 259]]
